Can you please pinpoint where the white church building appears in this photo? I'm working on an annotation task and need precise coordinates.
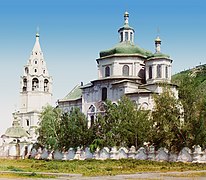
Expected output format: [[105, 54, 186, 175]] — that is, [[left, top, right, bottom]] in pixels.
[[58, 12, 178, 127]]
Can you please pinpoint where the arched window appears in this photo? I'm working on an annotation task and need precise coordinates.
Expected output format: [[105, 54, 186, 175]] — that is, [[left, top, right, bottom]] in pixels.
[[44, 79, 49, 92], [32, 78, 39, 91], [157, 65, 162, 78], [102, 87, 107, 101], [120, 32, 123, 42], [165, 66, 168, 78], [122, 65, 129, 76], [26, 119, 29, 126], [105, 66, 110, 77], [23, 78, 27, 92], [149, 66, 152, 79], [89, 105, 95, 113], [88, 105, 96, 128], [130, 32, 133, 42], [125, 32, 128, 41], [138, 68, 145, 79], [25, 67, 29, 74], [141, 102, 149, 110]]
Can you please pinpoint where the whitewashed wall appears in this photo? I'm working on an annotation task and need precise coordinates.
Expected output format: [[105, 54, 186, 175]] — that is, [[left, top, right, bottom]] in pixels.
[[14, 145, 206, 163]]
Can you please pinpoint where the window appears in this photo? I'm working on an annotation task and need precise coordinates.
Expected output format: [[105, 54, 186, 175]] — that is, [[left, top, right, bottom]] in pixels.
[[125, 32, 128, 41], [23, 78, 27, 92], [90, 115, 94, 127], [35, 60, 37, 64], [34, 69, 37, 73], [157, 65, 162, 78], [26, 119, 29, 126], [105, 66, 110, 77], [89, 105, 95, 113], [130, 32, 133, 42], [88, 105, 95, 128], [25, 67, 29, 74], [165, 66, 168, 78], [120, 32, 123, 42], [102, 87, 107, 101], [122, 65, 129, 76], [149, 66, 152, 79], [44, 79, 49, 92], [32, 78, 39, 91], [138, 68, 145, 79]]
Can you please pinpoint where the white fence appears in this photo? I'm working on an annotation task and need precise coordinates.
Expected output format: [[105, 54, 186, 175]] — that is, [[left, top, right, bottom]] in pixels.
[[26, 145, 206, 163], [1, 143, 206, 163]]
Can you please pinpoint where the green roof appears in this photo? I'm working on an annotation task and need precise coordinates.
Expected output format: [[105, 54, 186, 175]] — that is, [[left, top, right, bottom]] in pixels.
[[99, 41, 153, 58], [5, 120, 30, 138], [62, 85, 82, 101], [147, 52, 170, 60]]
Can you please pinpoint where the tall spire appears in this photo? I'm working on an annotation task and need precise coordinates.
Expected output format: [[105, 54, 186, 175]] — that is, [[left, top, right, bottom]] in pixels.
[[32, 29, 42, 53]]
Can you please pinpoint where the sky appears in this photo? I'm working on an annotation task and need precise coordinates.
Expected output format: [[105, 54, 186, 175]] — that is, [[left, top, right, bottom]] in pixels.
[[0, 0, 206, 135]]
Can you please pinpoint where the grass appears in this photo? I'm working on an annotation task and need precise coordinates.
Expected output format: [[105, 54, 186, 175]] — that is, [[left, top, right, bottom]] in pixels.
[[0, 159, 206, 177], [0, 172, 55, 179]]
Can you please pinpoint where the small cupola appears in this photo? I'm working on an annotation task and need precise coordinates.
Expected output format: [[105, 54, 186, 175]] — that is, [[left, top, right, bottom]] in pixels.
[[155, 36, 161, 53], [118, 11, 135, 43]]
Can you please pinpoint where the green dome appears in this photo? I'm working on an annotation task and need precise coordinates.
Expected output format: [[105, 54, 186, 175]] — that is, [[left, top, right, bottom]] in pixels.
[[100, 41, 153, 58], [5, 120, 30, 138], [147, 52, 170, 60]]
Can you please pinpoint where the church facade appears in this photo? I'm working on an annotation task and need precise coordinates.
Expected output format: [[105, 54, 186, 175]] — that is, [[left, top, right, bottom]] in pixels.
[[58, 12, 178, 127]]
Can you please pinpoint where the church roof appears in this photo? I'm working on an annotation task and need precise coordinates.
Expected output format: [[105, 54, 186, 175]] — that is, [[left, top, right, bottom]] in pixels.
[[147, 52, 170, 60], [125, 88, 152, 95], [118, 23, 134, 32], [5, 120, 30, 138], [61, 85, 82, 101], [99, 41, 153, 58]]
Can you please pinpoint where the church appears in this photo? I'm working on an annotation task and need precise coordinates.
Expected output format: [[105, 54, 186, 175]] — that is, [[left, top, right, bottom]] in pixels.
[[0, 12, 178, 158], [57, 12, 178, 127]]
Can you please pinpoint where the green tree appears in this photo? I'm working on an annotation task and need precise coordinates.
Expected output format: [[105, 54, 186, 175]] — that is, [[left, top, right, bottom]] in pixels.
[[58, 107, 93, 151], [177, 74, 206, 148], [38, 105, 62, 150], [150, 87, 185, 152], [91, 96, 150, 149]]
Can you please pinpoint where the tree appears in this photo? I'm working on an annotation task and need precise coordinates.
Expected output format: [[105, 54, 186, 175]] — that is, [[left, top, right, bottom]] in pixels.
[[177, 73, 206, 148], [38, 105, 62, 150], [150, 87, 185, 152], [58, 107, 93, 151], [91, 96, 151, 149]]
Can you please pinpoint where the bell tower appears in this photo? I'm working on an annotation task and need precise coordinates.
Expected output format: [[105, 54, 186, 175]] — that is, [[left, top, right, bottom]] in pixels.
[[18, 32, 52, 137]]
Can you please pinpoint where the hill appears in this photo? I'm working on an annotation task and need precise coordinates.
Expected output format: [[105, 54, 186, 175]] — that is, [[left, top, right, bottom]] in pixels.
[[172, 64, 206, 86]]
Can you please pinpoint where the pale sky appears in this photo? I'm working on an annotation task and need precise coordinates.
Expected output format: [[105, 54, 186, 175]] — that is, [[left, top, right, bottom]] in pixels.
[[0, 0, 206, 135]]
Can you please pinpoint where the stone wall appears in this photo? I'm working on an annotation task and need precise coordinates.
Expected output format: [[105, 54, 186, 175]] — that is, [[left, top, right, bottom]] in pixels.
[[25, 145, 206, 163], [1, 143, 206, 163]]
